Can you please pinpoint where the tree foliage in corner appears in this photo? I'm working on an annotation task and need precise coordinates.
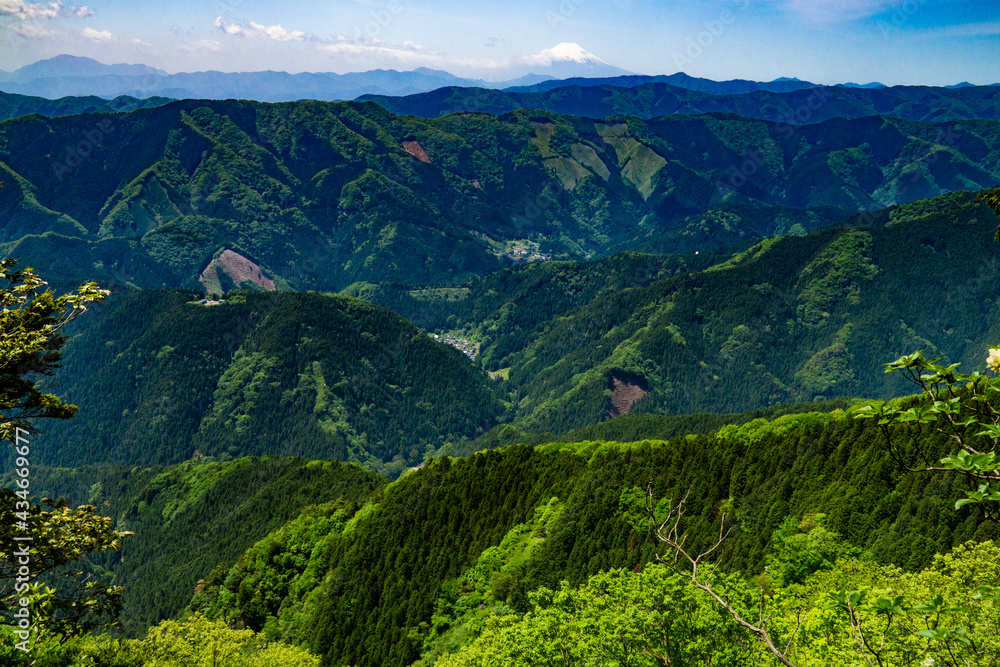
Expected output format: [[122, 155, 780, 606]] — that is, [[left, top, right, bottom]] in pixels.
[[0, 492, 132, 640], [0, 259, 131, 650], [980, 186, 1000, 239], [0, 258, 108, 442]]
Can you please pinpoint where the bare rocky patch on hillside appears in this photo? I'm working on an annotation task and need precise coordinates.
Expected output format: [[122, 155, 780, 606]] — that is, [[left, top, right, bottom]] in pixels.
[[607, 373, 647, 418]]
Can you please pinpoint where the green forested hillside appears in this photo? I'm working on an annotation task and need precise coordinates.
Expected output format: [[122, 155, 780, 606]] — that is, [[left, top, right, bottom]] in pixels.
[[440, 397, 852, 458], [34, 192, 1000, 472], [37, 289, 503, 476], [1, 100, 998, 291], [350, 191, 1000, 433], [181, 402, 996, 667], [3, 457, 384, 636], [4, 208, 1000, 667], [341, 249, 733, 335]]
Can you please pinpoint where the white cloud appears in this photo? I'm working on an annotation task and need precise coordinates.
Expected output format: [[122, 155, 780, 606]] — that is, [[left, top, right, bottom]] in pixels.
[[0, 0, 92, 20], [3, 19, 54, 37], [213, 16, 310, 41], [81, 26, 112, 41], [782, 0, 897, 23]]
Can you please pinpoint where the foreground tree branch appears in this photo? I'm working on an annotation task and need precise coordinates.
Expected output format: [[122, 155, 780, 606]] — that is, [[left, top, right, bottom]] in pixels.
[[645, 484, 800, 667]]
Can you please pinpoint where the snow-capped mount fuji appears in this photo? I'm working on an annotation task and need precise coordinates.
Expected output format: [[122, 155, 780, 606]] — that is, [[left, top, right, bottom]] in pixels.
[[491, 42, 634, 82]]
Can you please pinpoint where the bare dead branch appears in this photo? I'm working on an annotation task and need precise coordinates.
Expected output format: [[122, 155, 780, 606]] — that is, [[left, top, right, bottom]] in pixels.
[[646, 483, 799, 667]]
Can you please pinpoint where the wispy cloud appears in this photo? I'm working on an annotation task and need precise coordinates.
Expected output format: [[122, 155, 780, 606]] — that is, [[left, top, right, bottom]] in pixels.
[[213, 16, 311, 42], [178, 39, 222, 52], [782, 0, 897, 23], [0, 0, 93, 20], [2, 19, 53, 37], [914, 20, 1000, 38], [0, 0, 93, 40], [318, 36, 443, 62]]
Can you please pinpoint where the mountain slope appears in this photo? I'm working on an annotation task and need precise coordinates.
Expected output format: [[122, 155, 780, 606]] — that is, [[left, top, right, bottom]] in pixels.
[[8, 457, 385, 635], [350, 192, 1000, 433], [2, 100, 999, 292], [188, 405, 996, 667], [501, 192, 1000, 431], [40, 289, 504, 476]]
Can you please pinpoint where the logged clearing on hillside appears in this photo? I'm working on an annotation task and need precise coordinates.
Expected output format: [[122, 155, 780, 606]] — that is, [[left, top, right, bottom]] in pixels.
[[199, 249, 275, 294], [607, 373, 647, 417]]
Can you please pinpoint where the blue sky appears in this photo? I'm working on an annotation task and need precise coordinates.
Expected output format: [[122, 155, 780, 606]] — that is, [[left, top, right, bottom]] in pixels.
[[0, 0, 998, 85]]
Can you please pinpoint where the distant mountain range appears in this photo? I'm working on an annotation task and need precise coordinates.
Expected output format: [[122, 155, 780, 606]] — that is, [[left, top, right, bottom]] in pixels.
[[3, 52, 994, 105], [0, 50, 624, 102], [0, 55, 483, 101], [505, 72, 820, 95]]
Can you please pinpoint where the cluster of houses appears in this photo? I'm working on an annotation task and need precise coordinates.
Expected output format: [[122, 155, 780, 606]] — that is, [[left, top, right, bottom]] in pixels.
[[432, 334, 478, 359], [502, 246, 551, 263]]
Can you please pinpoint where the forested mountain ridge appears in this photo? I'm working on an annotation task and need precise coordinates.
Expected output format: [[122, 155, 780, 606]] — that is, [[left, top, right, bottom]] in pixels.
[[180, 403, 996, 667], [0, 90, 173, 122], [32, 191, 1000, 475], [354, 191, 1000, 432], [1, 99, 999, 292], [360, 81, 1000, 124], [38, 289, 504, 476]]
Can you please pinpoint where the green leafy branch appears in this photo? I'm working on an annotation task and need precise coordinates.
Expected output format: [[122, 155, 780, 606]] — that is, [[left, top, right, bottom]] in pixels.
[[0, 258, 109, 443], [854, 350, 1000, 521]]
